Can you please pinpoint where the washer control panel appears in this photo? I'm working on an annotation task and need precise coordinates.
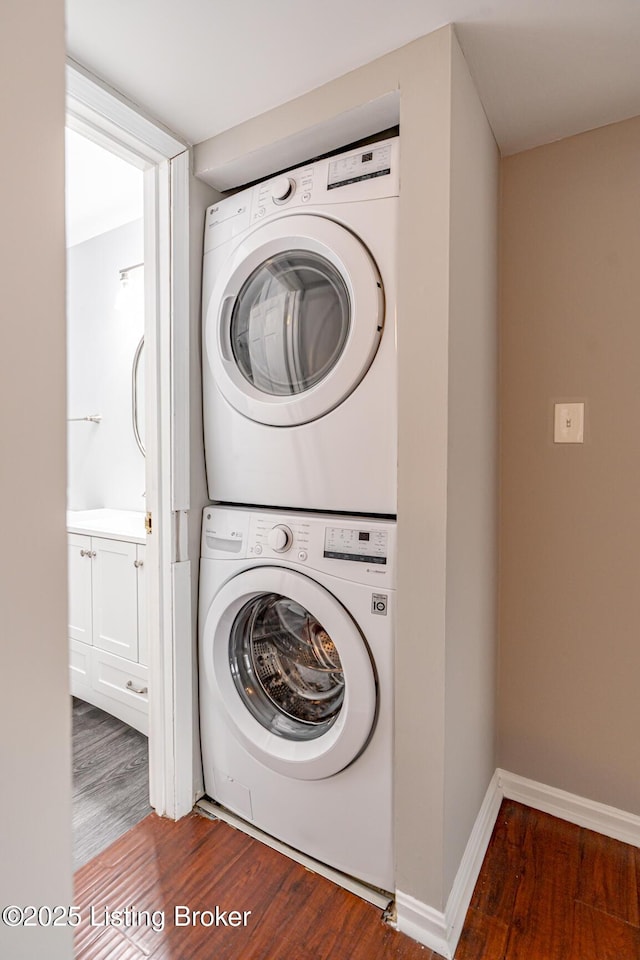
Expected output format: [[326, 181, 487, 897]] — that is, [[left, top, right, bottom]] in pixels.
[[251, 516, 311, 558], [267, 524, 293, 552], [202, 506, 396, 587], [323, 526, 388, 565]]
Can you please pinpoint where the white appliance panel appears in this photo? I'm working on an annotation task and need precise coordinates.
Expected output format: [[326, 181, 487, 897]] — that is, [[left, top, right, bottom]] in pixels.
[[202, 137, 398, 515], [199, 505, 395, 891]]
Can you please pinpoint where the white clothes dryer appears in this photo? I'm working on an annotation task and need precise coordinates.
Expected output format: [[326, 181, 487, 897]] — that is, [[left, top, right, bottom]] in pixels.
[[199, 504, 395, 891], [202, 137, 398, 515]]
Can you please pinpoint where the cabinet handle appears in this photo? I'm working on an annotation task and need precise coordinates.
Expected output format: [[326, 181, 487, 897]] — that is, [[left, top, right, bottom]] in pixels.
[[126, 680, 148, 695], [90, 551, 96, 558], [134, 560, 144, 568], [79, 549, 94, 558]]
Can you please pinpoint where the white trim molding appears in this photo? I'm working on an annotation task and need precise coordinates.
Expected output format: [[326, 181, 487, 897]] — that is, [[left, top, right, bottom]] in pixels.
[[395, 892, 450, 959], [395, 769, 640, 956], [498, 769, 640, 849], [396, 771, 502, 959], [445, 770, 503, 950], [396, 769, 640, 957], [66, 59, 187, 163]]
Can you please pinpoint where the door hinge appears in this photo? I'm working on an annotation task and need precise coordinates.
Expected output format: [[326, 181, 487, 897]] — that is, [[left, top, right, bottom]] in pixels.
[[145, 511, 153, 535]]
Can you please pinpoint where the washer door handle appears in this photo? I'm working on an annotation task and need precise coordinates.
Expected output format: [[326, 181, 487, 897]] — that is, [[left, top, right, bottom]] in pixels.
[[219, 296, 235, 361]]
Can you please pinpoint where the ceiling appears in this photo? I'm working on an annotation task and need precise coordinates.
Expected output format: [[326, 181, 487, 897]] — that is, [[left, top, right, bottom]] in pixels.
[[65, 0, 640, 156]]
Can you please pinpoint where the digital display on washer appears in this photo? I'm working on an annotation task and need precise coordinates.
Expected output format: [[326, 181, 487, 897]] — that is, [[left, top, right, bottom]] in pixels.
[[323, 527, 387, 564], [327, 144, 392, 191]]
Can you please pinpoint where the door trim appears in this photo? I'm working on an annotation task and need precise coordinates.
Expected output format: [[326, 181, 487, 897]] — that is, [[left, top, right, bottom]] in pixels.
[[66, 58, 185, 163], [66, 60, 193, 819]]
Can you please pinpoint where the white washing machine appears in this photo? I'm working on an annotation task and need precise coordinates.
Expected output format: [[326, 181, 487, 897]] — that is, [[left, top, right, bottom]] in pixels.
[[202, 137, 398, 515], [199, 504, 395, 891]]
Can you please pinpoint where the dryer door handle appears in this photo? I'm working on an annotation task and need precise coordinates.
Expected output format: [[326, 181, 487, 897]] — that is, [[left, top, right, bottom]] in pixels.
[[219, 296, 235, 361]]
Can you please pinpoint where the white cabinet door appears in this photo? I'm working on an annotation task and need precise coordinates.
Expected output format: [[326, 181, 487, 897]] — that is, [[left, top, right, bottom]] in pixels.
[[68, 534, 92, 644], [137, 544, 148, 666], [92, 537, 139, 661]]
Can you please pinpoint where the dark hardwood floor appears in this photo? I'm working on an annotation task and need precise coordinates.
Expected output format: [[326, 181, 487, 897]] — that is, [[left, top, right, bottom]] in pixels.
[[72, 697, 152, 870], [457, 799, 640, 959], [74, 812, 431, 960], [73, 797, 640, 959]]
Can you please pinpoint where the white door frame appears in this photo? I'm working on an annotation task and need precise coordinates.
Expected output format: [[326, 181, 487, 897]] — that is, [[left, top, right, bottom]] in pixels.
[[66, 59, 194, 819]]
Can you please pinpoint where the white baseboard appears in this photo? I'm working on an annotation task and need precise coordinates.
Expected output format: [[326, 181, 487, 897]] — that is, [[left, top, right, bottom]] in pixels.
[[396, 767, 640, 957], [497, 769, 640, 849], [396, 771, 502, 959], [395, 892, 450, 959], [445, 770, 503, 951]]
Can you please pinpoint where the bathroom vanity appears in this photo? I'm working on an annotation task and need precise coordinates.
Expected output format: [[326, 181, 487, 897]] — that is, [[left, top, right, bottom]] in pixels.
[[67, 509, 148, 734]]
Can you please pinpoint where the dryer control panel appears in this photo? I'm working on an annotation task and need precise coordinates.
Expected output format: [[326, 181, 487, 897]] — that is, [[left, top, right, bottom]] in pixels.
[[204, 136, 399, 254]]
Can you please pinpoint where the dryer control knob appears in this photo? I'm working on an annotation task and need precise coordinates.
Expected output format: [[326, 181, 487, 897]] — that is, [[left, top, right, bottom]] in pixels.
[[268, 524, 293, 552], [271, 176, 294, 203]]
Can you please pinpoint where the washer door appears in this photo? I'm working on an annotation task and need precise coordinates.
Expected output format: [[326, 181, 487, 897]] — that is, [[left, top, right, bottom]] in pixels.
[[201, 567, 377, 780], [205, 215, 384, 426]]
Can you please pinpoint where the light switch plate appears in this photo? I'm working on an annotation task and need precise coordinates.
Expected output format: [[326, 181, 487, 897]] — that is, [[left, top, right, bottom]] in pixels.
[[554, 402, 584, 443]]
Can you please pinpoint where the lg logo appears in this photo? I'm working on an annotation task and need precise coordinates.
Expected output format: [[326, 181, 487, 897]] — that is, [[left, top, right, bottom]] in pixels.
[[371, 594, 388, 616]]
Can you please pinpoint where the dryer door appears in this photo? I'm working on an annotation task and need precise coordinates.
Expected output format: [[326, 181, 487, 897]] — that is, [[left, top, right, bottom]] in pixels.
[[205, 215, 384, 426], [201, 567, 377, 780]]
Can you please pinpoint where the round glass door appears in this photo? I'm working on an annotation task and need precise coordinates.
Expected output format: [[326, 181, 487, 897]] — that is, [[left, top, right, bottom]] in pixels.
[[231, 251, 350, 398], [201, 566, 377, 780], [206, 215, 384, 426], [229, 592, 345, 741]]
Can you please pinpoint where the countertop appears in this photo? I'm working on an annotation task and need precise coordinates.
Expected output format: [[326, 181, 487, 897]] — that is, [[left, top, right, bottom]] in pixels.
[[67, 509, 146, 544]]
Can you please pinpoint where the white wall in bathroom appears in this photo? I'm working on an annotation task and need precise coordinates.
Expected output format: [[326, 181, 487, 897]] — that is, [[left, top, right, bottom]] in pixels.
[[67, 218, 145, 512]]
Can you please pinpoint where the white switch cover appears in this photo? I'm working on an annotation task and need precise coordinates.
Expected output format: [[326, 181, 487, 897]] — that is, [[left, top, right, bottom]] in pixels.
[[554, 402, 584, 443]]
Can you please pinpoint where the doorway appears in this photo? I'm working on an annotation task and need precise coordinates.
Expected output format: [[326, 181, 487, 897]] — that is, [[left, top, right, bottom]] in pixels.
[[65, 59, 198, 835], [65, 127, 151, 866]]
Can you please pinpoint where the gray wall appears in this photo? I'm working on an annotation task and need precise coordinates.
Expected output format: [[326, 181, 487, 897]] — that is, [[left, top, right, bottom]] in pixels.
[[499, 114, 640, 815], [194, 26, 498, 913], [0, 0, 74, 957], [67, 219, 145, 512], [443, 37, 498, 896]]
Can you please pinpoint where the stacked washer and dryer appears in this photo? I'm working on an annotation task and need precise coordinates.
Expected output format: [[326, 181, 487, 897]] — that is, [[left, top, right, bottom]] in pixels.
[[199, 137, 399, 892]]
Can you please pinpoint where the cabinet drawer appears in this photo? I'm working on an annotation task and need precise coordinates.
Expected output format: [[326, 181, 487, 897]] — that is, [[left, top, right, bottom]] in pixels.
[[91, 648, 149, 716]]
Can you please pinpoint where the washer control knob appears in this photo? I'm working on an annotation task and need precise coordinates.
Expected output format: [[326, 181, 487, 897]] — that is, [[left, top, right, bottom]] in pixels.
[[271, 176, 294, 204], [267, 524, 293, 552], [253, 544, 262, 555], [298, 550, 308, 561]]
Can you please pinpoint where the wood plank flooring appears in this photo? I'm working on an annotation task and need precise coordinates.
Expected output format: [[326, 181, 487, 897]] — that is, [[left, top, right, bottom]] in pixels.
[[457, 799, 640, 959], [72, 697, 152, 870], [74, 812, 433, 960], [73, 798, 640, 959]]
